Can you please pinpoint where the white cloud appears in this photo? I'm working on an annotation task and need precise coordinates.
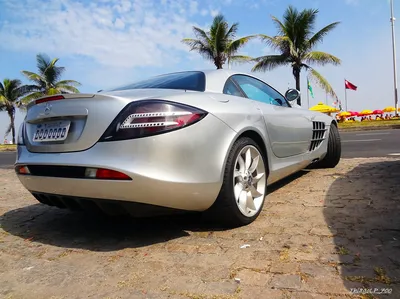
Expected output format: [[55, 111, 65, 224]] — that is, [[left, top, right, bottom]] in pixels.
[[210, 9, 220, 17], [114, 18, 125, 30], [200, 9, 209, 16], [0, 0, 205, 68]]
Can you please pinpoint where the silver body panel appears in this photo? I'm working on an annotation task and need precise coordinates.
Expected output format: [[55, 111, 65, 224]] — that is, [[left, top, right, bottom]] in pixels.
[[16, 69, 335, 211]]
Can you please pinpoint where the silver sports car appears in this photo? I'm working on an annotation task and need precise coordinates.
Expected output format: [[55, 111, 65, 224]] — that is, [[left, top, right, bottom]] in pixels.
[[15, 69, 341, 226]]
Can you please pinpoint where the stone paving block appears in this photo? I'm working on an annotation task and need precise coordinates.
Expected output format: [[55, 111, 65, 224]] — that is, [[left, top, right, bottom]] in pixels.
[[305, 276, 363, 295], [238, 285, 285, 299], [231, 256, 271, 271], [300, 262, 336, 278], [338, 266, 376, 278], [270, 261, 299, 274], [269, 274, 302, 290], [234, 269, 272, 286], [289, 251, 319, 262]]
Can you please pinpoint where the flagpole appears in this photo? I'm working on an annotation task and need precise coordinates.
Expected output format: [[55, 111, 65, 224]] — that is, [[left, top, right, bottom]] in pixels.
[[344, 79, 348, 111], [390, 0, 398, 116], [307, 77, 310, 109]]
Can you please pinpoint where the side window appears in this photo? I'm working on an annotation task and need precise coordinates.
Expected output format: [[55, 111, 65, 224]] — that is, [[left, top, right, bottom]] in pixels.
[[231, 75, 289, 107], [223, 78, 245, 98]]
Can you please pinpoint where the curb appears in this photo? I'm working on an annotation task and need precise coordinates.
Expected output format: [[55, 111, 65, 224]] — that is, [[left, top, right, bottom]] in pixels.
[[338, 125, 400, 132]]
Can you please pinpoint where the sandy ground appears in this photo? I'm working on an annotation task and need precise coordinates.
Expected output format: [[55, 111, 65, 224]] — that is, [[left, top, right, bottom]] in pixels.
[[0, 157, 399, 299]]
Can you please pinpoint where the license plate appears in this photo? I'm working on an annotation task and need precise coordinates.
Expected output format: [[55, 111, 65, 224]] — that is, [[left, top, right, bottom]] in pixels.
[[33, 120, 71, 142]]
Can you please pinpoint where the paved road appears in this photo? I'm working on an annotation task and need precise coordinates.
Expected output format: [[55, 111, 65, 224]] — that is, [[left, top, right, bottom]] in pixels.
[[0, 129, 398, 167], [340, 129, 400, 158], [0, 152, 15, 169]]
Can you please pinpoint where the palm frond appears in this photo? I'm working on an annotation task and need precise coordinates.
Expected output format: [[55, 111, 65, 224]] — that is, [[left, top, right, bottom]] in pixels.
[[297, 8, 319, 38], [36, 53, 51, 75], [192, 27, 211, 44], [0, 79, 24, 107], [44, 58, 65, 86], [47, 88, 59, 95], [308, 22, 340, 49], [304, 51, 341, 66], [55, 80, 81, 87], [258, 34, 295, 57], [281, 5, 298, 42], [227, 35, 257, 55], [19, 91, 44, 104], [270, 15, 288, 36], [15, 84, 40, 98], [252, 54, 289, 72], [181, 38, 214, 61], [21, 70, 44, 85], [210, 14, 226, 38], [0, 95, 9, 109], [308, 67, 338, 98], [229, 55, 254, 65], [35, 53, 65, 87], [213, 17, 229, 54], [56, 85, 80, 93], [225, 22, 239, 40]]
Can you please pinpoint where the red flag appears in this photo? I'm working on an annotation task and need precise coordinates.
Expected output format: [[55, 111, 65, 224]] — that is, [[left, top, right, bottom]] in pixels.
[[345, 79, 357, 90]]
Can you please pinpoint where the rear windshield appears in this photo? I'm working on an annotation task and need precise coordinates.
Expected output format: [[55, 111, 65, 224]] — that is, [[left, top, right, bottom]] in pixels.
[[109, 71, 206, 92]]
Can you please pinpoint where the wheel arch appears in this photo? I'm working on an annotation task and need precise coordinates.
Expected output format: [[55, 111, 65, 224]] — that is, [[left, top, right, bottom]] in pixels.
[[221, 128, 271, 183]]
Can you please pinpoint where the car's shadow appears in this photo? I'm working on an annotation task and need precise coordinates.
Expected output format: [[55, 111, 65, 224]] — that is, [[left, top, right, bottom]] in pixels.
[[0, 170, 308, 251], [324, 160, 400, 293]]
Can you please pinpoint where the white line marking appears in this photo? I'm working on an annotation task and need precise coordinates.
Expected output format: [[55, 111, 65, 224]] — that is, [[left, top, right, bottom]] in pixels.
[[341, 139, 381, 143], [356, 132, 391, 136], [388, 153, 400, 156]]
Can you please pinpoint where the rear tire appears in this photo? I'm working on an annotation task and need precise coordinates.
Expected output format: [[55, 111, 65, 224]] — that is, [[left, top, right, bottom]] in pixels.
[[207, 137, 268, 227], [312, 123, 341, 169]]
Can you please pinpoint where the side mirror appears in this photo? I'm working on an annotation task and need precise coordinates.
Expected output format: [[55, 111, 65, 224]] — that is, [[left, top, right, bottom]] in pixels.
[[285, 89, 300, 103]]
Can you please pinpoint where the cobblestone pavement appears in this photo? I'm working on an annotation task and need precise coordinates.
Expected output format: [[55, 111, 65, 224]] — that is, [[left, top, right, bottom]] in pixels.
[[0, 158, 399, 299]]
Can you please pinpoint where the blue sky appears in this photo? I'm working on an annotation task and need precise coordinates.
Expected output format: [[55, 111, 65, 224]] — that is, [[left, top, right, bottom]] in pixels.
[[0, 0, 399, 139]]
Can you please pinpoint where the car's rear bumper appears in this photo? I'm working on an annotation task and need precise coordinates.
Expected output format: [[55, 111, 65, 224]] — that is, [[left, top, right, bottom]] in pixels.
[[15, 114, 237, 211]]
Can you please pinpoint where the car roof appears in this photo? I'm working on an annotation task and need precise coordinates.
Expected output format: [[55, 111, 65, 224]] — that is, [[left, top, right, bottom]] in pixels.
[[200, 69, 254, 93]]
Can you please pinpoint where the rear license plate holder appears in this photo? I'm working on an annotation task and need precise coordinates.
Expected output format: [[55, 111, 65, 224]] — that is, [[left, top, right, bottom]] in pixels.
[[33, 120, 71, 142]]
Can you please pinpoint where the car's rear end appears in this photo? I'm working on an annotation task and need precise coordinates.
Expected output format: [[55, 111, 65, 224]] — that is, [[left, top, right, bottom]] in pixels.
[[15, 88, 237, 215]]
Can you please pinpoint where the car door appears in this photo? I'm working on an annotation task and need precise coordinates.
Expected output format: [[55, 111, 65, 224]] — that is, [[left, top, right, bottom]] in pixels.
[[229, 75, 313, 158]]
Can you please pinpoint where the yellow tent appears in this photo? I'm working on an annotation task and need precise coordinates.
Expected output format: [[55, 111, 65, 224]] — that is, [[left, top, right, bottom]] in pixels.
[[309, 102, 339, 113], [359, 109, 373, 115], [337, 111, 351, 117], [383, 106, 396, 112]]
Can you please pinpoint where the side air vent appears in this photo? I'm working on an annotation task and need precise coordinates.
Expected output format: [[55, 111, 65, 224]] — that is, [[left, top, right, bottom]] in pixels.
[[309, 121, 327, 151]]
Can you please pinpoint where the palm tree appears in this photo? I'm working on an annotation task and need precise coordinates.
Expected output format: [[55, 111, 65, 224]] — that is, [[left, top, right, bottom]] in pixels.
[[182, 14, 255, 69], [21, 53, 81, 102], [0, 79, 34, 144], [252, 6, 341, 106]]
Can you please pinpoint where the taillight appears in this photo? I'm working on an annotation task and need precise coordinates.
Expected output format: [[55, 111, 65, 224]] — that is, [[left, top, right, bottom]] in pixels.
[[99, 100, 207, 142], [35, 95, 65, 104], [15, 165, 30, 175], [84, 168, 131, 180]]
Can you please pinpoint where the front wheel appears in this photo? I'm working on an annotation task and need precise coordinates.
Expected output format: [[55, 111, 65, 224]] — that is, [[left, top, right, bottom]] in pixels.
[[208, 137, 268, 227], [312, 123, 341, 169]]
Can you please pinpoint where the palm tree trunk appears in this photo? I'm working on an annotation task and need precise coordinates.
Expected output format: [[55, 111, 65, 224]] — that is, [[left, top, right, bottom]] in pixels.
[[293, 67, 301, 106], [8, 110, 15, 144], [214, 56, 223, 69]]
